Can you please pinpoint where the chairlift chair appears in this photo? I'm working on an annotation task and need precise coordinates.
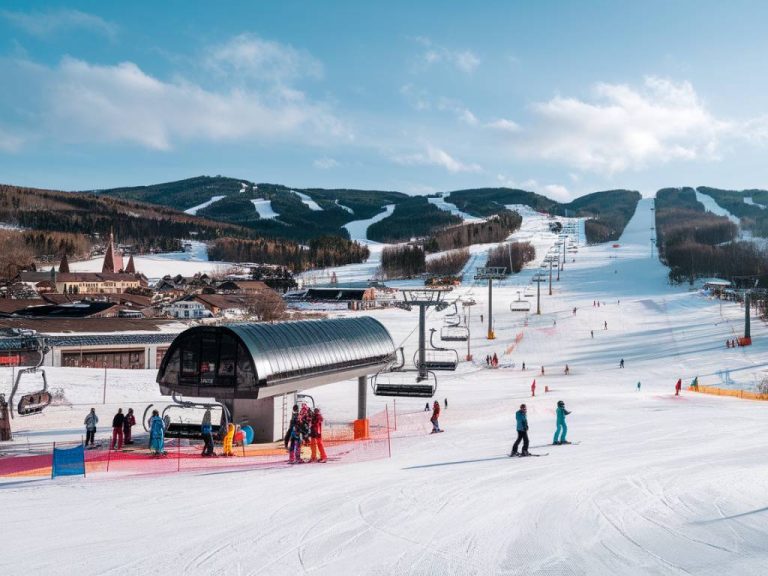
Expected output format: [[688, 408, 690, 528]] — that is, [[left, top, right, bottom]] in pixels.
[[144, 393, 231, 440], [413, 329, 459, 370], [371, 370, 437, 398], [8, 337, 52, 418], [510, 299, 532, 312], [440, 325, 469, 342]]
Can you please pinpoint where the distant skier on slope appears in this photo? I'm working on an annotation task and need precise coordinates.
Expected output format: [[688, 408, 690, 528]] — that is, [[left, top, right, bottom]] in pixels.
[[637, 381, 641, 391], [619, 358, 624, 368], [430, 400, 442, 433], [510, 404, 530, 457], [553, 400, 571, 445], [675, 378, 682, 396], [531, 379, 536, 397]]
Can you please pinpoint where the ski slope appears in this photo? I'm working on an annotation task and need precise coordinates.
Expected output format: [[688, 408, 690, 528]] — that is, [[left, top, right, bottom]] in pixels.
[[4, 197, 768, 575], [293, 190, 323, 211], [427, 196, 483, 222], [343, 204, 395, 242], [251, 198, 279, 219], [184, 195, 226, 215]]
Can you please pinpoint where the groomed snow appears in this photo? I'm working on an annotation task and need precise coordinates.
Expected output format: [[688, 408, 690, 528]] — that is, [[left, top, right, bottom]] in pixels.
[[743, 197, 764, 209], [4, 197, 768, 575], [251, 198, 279, 219], [343, 204, 395, 242], [695, 189, 740, 224], [335, 199, 354, 214], [427, 196, 483, 222], [293, 190, 323, 211], [183, 195, 226, 215]]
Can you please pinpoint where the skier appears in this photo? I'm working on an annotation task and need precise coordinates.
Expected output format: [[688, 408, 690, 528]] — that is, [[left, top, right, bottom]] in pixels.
[[675, 378, 682, 396], [285, 404, 299, 459], [424, 402, 430, 412], [637, 381, 641, 391], [531, 379, 536, 397], [564, 364, 570, 375], [553, 319, 557, 327], [84, 407, 98, 447], [540, 365, 545, 376], [604, 321, 608, 330], [309, 407, 327, 463], [444, 398, 448, 410], [591, 330, 594, 339], [691, 376, 699, 391], [573, 307, 577, 315], [619, 358, 625, 369], [510, 404, 529, 457], [522, 362, 526, 371], [430, 400, 442, 433], [492, 353, 498, 367], [223, 423, 236, 457], [553, 400, 571, 445], [148, 409, 166, 456], [123, 408, 136, 445], [480, 314, 484, 323], [201, 408, 215, 457], [111, 408, 125, 451]]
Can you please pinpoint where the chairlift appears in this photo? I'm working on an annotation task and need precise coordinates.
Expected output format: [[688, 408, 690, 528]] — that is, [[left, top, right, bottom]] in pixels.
[[440, 325, 469, 342], [8, 337, 52, 418], [143, 392, 231, 440], [443, 314, 461, 327], [372, 370, 438, 398], [371, 348, 438, 398], [413, 329, 459, 370], [510, 299, 532, 312]]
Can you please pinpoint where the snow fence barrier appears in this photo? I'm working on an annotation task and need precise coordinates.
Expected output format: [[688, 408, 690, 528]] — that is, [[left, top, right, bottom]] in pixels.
[[51, 442, 86, 478], [0, 408, 392, 479], [689, 384, 768, 401]]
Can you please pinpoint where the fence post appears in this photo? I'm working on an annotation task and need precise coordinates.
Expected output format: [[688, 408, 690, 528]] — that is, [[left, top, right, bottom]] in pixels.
[[385, 405, 392, 458]]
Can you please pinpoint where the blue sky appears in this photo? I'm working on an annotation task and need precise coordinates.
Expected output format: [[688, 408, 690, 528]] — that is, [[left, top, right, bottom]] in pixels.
[[1, 1, 768, 198]]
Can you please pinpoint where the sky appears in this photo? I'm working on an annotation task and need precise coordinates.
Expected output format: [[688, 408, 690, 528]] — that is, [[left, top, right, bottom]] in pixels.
[[1, 1, 768, 199]]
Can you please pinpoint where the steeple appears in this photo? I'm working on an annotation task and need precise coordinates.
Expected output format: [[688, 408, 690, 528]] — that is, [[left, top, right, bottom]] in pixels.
[[125, 254, 136, 274], [102, 230, 124, 274], [59, 253, 70, 274]]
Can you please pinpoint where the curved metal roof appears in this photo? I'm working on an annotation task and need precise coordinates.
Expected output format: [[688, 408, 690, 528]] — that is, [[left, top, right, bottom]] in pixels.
[[225, 316, 395, 385]]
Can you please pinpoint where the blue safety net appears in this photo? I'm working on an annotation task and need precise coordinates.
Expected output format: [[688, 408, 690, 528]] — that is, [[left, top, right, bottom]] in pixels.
[[51, 443, 85, 478]]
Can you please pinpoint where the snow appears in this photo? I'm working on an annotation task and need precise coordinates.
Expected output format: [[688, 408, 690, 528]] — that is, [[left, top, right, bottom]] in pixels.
[[251, 198, 279, 219], [293, 190, 323, 211], [343, 204, 395, 242], [69, 241, 238, 281], [183, 195, 226, 215], [743, 196, 764, 209], [427, 195, 483, 222], [5, 196, 768, 574], [695, 189, 740, 224], [335, 199, 354, 214]]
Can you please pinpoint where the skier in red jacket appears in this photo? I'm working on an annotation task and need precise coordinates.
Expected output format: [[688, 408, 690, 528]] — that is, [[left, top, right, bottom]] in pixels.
[[675, 378, 682, 396], [309, 407, 327, 463], [531, 380, 536, 397]]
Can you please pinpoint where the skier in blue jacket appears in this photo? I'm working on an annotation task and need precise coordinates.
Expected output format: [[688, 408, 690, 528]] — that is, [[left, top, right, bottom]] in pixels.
[[148, 409, 166, 455], [510, 404, 530, 456], [553, 400, 571, 445]]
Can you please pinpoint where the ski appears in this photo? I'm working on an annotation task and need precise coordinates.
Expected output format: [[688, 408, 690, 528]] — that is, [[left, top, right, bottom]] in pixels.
[[509, 452, 549, 458], [552, 441, 581, 446]]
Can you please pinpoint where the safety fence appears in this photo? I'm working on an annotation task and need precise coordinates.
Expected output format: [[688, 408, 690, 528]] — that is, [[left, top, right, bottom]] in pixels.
[[0, 408, 392, 479], [688, 384, 768, 401]]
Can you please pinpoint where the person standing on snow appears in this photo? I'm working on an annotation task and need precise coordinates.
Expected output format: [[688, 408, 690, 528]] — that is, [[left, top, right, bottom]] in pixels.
[[309, 407, 327, 463], [511, 404, 530, 457], [111, 408, 125, 451], [424, 402, 430, 412], [619, 358, 625, 369], [430, 400, 442, 433], [148, 409, 166, 456], [123, 408, 136, 445], [84, 408, 98, 447], [201, 408, 215, 457], [675, 378, 682, 396], [531, 379, 536, 397], [553, 400, 571, 445], [286, 404, 299, 458], [637, 381, 641, 391]]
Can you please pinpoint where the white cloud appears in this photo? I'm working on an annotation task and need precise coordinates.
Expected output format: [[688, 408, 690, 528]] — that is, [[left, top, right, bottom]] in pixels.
[[313, 157, 339, 169], [0, 126, 24, 152], [517, 76, 730, 175], [486, 118, 521, 133], [4, 52, 347, 151], [204, 34, 322, 84], [1, 9, 116, 39], [496, 175, 571, 200], [543, 184, 571, 201], [414, 38, 480, 74], [394, 145, 481, 173]]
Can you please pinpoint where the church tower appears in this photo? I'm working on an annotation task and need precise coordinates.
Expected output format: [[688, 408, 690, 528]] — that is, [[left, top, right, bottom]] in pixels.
[[102, 230, 124, 274]]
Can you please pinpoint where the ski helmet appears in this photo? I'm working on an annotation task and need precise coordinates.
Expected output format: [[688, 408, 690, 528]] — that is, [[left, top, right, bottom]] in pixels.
[[557, 400, 565, 407]]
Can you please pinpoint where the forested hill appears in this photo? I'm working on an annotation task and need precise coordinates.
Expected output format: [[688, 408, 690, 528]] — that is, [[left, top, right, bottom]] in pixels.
[[91, 176, 640, 244]]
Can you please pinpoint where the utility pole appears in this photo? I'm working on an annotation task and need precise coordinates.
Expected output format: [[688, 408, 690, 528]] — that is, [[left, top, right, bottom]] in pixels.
[[474, 267, 507, 339], [534, 275, 544, 315], [396, 289, 452, 379], [549, 260, 554, 295]]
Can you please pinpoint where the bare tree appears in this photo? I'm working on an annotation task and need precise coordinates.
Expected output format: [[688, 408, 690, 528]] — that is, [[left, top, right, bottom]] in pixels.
[[244, 289, 286, 321]]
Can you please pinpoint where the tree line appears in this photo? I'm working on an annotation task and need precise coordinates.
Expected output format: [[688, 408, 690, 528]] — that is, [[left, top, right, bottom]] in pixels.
[[426, 249, 470, 276], [379, 245, 426, 278], [424, 212, 522, 252], [485, 242, 536, 273]]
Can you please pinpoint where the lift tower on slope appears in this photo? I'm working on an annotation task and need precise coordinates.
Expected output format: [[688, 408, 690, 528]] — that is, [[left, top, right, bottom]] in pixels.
[[396, 289, 452, 380], [474, 267, 507, 340]]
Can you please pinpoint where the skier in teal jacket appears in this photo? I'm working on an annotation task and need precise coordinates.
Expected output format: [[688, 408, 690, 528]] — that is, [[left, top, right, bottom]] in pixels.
[[553, 400, 571, 445]]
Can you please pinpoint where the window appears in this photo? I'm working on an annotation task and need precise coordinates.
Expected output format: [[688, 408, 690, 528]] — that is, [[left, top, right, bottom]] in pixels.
[[182, 349, 198, 375]]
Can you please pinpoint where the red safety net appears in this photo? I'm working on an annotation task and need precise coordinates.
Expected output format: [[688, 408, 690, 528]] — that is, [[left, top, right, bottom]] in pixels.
[[0, 409, 392, 478]]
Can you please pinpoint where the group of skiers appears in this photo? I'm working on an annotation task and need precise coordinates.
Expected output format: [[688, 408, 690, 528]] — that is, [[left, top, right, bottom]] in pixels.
[[285, 403, 327, 464], [485, 353, 499, 367], [510, 400, 571, 457], [83, 407, 137, 450]]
